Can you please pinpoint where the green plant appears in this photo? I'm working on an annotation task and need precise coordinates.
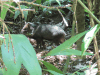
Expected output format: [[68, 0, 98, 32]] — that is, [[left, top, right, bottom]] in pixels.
[[1, 0, 100, 75], [0, 34, 42, 75]]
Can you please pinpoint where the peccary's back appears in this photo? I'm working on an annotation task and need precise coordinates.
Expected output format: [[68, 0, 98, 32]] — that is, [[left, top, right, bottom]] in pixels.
[[34, 25, 66, 40]]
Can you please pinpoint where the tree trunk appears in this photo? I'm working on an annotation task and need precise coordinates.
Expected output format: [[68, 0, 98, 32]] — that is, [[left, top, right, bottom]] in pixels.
[[76, 1, 85, 50]]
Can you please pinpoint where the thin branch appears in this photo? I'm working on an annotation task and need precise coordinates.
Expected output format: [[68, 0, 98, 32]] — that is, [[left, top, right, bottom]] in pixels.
[[17, 2, 24, 18], [1, 1, 72, 9], [0, 35, 5, 39], [57, 9, 68, 27]]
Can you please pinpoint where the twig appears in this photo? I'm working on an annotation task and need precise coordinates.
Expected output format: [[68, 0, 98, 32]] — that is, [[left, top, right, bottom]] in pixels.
[[1, 1, 72, 9], [57, 9, 68, 27], [0, 35, 5, 39]]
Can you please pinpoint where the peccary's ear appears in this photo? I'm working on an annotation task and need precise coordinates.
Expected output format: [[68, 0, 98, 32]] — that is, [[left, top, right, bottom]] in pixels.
[[21, 23, 30, 33], [23, 23, 30, 29]]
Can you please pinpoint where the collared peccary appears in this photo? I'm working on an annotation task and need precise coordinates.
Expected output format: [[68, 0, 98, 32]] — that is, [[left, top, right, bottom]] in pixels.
[[21, 22, 66, 49]]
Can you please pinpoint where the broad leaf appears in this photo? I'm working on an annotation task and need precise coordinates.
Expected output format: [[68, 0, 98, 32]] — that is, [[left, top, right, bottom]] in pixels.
[[44, 70, 63, 75], [47, 49, 93, 56], [46, 31, 88, 56], [0, 68, 3, 75], [41, 60, 63, 74], [1, 34, 42, 75], [14, 5, 28, 20], [14, 10, 20, 19], [81, 24, 100, 55]]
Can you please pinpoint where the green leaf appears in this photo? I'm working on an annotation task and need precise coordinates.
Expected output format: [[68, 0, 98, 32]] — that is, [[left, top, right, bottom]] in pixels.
[[1, 2, 12, 20], [1, 34, 42, 75], [81, 24, 100, 55], [36, 0, 41, 4], [46, 31, 88, 56], [14, 10, 20, 19], [44, 69, 63, 75], [56, 0, 61, 6], [47, 49, 93, 56], [84, 9, 88, 13], [40, 60, 63, 74], [23, 11, 28, 20], [0, 68, 3, 75], [24, 0, 33, 2], [66, 7, 72, 11], [14, 5, 28, 20]]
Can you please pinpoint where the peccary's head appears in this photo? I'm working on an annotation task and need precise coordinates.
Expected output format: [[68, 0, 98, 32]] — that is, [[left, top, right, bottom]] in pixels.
[[21, 22, 36, 36]]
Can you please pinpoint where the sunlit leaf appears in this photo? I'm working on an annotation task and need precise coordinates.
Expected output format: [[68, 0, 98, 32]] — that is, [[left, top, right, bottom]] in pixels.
[[81, 24, 100, 55], [1, 2, 12, 20], [46, 31, 88, 56], [13, 0, 20, 3], [56, 0, 61, 6], [47, 49, 93, 56], [1, 34, 42, 75], [85, 68, 98, 75]]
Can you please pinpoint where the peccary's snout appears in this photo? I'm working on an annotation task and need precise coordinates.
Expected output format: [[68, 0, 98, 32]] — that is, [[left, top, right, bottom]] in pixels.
[[21, 22, 34, 35]]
